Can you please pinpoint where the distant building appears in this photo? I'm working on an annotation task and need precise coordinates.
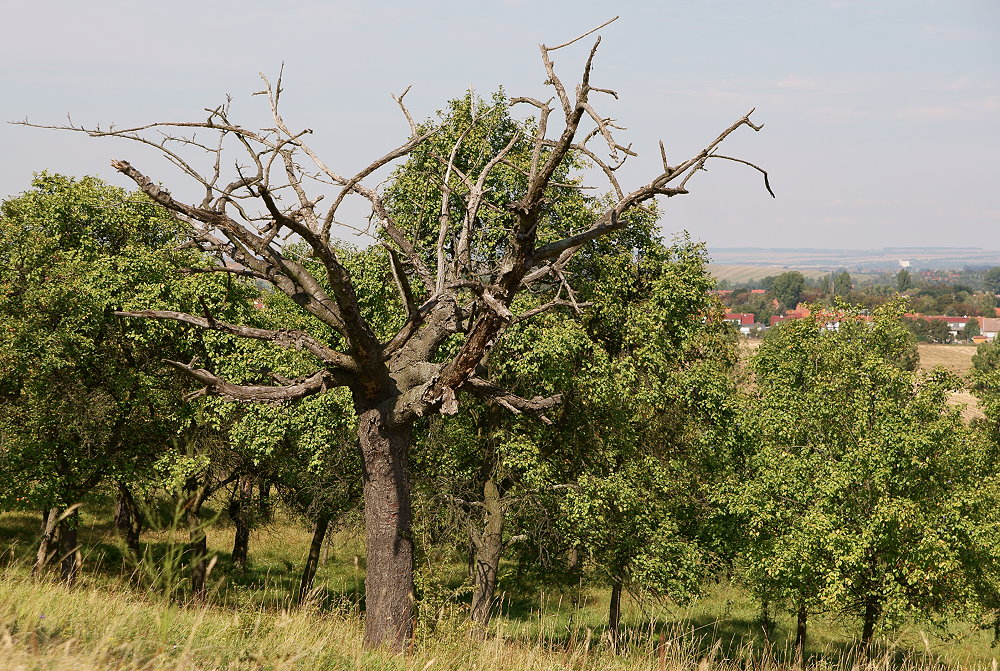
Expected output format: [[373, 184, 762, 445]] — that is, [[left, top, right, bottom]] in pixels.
[[723, 312, 756, 335], [980, 317, 1000, 342]]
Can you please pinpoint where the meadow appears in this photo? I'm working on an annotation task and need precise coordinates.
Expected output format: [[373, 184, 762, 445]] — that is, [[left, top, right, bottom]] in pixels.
[[1, 493, 996, 671]]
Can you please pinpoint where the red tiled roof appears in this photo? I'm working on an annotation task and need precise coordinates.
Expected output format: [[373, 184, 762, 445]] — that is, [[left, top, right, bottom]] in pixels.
[[725, 312, 756, 325]]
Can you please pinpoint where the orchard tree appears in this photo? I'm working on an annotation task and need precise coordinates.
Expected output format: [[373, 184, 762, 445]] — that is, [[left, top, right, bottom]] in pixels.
[[26, 22, 771, 648], [729, 304, 1000, 652], [0, 173, 216, 583]]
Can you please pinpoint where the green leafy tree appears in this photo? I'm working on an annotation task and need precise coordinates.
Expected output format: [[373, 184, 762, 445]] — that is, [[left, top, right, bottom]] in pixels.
[[961, 318, 981, 341], [896, 268, 912, 292], [32, 33, 770, 647], [729, 304, 1000, 653], [984, 266, 1000, 296], [902, 316, 952, 344], [0, 173, 215, 582], [832, 270, 852, 298], [771, 271, 806, 310]]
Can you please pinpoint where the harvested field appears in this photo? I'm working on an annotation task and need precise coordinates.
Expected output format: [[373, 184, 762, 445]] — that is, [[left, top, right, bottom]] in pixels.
[[916, 343, 977, 374], [709, 264, 827, 284]]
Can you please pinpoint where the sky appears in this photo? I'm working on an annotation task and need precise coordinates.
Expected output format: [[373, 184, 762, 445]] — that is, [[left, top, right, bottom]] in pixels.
[[1, 0, 998, 251]]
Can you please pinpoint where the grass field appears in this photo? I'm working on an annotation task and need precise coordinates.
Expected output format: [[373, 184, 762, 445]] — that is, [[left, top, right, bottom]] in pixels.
[[1, 346, 993, 670], [1, 502, 996, 670]]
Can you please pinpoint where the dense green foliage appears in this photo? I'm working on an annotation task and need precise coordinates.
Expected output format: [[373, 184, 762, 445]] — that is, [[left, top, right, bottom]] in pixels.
[[728, 305, 1000, 645]]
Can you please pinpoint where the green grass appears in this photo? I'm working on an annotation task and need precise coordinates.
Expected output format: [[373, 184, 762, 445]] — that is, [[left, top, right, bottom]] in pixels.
[[1, 506, 996, 670]]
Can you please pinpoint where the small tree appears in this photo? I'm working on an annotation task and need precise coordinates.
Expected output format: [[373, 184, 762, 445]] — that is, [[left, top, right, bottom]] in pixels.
[[832, 270, 852, 298], [0, 173, 215, 583], [771, 271, 805, 310], [983, 266, 1000, 296], [25, 23, 771, 648], [961, 318, 981, 341], [896, 268, 912, 292]]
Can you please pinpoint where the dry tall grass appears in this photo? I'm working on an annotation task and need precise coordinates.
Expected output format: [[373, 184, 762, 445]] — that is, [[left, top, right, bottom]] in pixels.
[[1, 568, 995, 671]]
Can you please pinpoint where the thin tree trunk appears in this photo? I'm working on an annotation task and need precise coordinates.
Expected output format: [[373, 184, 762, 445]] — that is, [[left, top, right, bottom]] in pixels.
[[861, 596, 881, 647], [114, 481, 143, 558], [760, 599, 774, 637], [469, 477, 504, 636], [184, 489, 209, 600], [33, 506, 61, 576], [258, 480, 273, 523], [608, 580, 623, 653], [59, 508, 81, 585], [298, 513, 331, 604], [795, 605, 807, 671], [358, 407, 414, 650], [229, 477, 253, 570]]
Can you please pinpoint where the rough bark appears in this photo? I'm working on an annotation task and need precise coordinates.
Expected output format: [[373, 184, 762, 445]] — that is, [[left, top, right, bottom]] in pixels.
[[114, 481, 143, 558], [795, 605, 807, 670], [469, 477, 504, 635], [298, 513, 331, 604], [759, 599, 775, 637], [608, 580, 623, 652], [358, 407, 415, 650], [33, 506, 61, 576]]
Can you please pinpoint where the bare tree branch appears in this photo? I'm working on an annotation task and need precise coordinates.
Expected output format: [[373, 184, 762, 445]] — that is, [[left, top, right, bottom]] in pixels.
[[164, 360, 340, 402], [115, 309, 356, 372], [460, 377, 562, 424]]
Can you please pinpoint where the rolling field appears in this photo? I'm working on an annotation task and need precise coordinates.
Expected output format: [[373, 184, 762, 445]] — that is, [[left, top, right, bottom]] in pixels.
[[708, 265, 829, 284]]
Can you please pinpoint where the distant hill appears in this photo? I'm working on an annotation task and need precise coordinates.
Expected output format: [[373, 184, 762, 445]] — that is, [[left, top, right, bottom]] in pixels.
[[707, 247, 1000, 272]]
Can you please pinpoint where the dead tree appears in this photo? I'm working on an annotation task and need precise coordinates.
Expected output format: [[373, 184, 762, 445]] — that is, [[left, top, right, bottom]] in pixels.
[[23, 19, 770, 649]]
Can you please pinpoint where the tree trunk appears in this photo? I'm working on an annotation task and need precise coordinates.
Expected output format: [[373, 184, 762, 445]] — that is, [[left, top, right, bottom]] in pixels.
[[114, 481, 143, 558], [608, 580, 623, 653], [795, 605, 807, 671], [469, 477, 504, 635], [228, 477, 253, 570], [358, 407, 415, 650], [861, 596, 881, 647], [184, 492, 209, 600], [760, 598, 775, 637], [33, 506, 61, 576], [298, 513, 330, 604], [59, 508, 81, 585], [258, 480, 273, 523]]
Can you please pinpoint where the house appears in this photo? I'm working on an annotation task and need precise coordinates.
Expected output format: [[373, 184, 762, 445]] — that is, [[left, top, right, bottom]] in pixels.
[[724, 312, 756, 335], [980, 317, 1000, 342]]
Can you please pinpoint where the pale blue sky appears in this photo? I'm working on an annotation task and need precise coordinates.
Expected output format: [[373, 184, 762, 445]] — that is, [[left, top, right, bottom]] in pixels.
[[2, 0, 997, 249]]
